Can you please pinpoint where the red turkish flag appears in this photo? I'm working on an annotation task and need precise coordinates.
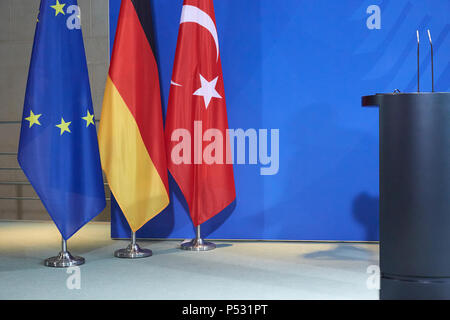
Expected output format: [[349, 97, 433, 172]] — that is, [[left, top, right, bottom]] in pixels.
[[165, 0, 236, 226]]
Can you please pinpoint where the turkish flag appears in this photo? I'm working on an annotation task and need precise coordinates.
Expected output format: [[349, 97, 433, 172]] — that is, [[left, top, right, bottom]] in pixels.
[[165, 0, 236, 226]]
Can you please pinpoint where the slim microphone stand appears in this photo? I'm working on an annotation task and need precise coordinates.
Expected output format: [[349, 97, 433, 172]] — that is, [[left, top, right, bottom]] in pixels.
[[427, 29, 434, 92], [416, 30, 420, 92]]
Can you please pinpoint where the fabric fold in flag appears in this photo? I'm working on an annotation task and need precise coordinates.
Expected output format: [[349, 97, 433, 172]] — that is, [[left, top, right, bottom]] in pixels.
[[98, 0, 169, 232], [17, 0, 106, 240]]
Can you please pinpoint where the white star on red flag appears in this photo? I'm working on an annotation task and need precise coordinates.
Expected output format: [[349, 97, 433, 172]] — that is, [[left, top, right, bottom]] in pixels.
[[193, 74, 222, 109]]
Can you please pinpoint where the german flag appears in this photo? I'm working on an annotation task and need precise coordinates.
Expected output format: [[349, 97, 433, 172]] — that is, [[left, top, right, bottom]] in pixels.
[[98, 0, 169, 232]]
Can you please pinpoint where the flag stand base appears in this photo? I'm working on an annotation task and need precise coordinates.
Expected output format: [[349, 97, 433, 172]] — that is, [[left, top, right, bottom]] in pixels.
[[180, 238, 216, 251], [180, 225, 216, 251], [45, 238, 85, 268], [114, 232, 152, 259]]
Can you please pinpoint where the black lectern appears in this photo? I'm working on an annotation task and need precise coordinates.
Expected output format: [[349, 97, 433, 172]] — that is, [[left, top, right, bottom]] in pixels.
[[362, 93, 450, 300]]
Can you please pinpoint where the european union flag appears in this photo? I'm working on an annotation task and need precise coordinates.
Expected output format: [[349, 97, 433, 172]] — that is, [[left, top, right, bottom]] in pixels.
[[18, 0, 106, 240]]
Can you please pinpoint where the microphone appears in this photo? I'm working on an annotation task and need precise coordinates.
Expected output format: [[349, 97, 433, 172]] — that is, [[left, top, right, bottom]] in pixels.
[[417, 30, 420, 92], [427, 29, 434, 92]]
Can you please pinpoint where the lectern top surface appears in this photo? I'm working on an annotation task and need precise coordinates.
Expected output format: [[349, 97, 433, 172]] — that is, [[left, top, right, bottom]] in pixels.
[[369, 92, 450, 96], [362, 92, 450, 107]]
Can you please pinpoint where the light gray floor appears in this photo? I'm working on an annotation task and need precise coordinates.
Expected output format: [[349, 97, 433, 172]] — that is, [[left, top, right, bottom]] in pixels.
[[0, 221, 379, 300]]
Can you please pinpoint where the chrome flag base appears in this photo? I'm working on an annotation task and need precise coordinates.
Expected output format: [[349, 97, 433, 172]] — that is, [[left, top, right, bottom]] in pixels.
[[114, 232, 152, 259], [45, 238, 85, 268], [114, 243, 152, 259], [180, 238, 216, 251], [180, 225, 216, 251], [45, 251, 85, 268]]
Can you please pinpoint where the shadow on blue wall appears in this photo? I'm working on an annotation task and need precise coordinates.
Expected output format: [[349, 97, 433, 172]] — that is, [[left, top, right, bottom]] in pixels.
[[301, 192, 379, 261], [352, 192, 379, 241], [111, 178, 238, 239]]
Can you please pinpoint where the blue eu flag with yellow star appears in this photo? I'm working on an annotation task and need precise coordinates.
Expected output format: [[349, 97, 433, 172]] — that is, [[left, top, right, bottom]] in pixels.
[[18, 0, 106, 240]]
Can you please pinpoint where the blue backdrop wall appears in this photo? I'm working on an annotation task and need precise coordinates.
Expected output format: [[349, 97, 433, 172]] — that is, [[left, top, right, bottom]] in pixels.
[[109, 0, 450, 241]]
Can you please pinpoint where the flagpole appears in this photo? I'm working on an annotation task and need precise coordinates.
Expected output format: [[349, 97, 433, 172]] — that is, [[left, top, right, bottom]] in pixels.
[[114, 231, 152, 258], [44, 237, 85, 268], [180, 224, 216, 251]]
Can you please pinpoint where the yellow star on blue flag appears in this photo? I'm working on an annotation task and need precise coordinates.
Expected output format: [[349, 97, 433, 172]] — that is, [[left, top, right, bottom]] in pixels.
[[82, 110, 95, 127], [51, 0, 66, 16], [25, 110, 42, 128], [56, 117, 71, 135]]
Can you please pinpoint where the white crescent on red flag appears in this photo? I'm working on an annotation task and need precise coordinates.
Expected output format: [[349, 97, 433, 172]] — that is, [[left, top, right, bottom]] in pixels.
[[165, 0, 236, 226]]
